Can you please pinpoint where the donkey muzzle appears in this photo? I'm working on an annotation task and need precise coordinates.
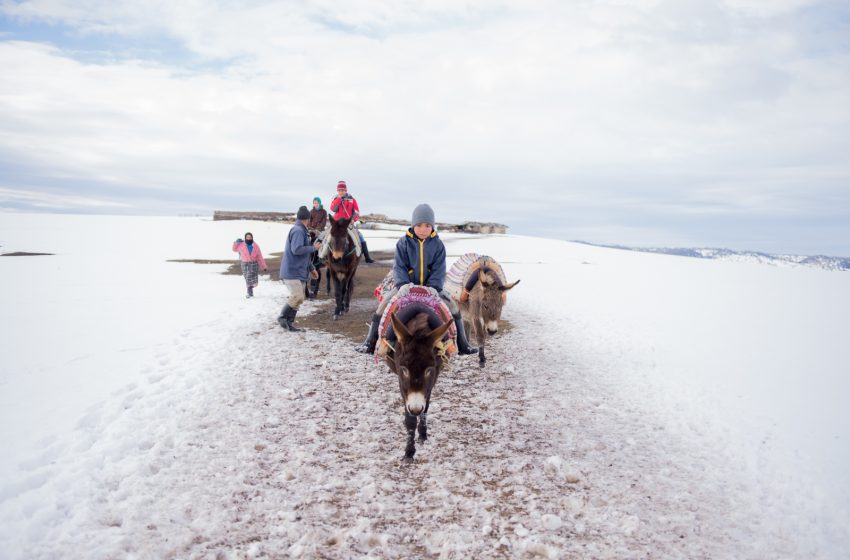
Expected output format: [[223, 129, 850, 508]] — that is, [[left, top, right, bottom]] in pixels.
[[405, 392, 426, 416], [486, 320, 499, 335]]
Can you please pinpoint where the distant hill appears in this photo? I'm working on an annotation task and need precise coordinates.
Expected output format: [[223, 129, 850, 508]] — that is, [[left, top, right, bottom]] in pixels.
[[573, 241, 850, 271]]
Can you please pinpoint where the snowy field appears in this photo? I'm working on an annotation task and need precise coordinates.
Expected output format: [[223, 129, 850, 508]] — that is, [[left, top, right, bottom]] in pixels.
[[1, 213, 848, 558]]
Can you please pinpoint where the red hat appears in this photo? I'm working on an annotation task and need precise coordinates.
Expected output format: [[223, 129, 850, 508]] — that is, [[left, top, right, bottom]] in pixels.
[[336, 180, 347, 191]]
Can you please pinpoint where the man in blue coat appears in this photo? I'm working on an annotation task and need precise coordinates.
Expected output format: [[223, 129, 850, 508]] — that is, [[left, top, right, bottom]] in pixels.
[[355, 203, 477, 355], [279, 206, 321, 331]]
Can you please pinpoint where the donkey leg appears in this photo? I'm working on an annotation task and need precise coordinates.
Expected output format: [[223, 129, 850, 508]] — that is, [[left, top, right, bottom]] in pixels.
[[344, 275, 354, 313], [339, 278, 348, 315], [325, 268, 331, 294], [476, 318, 487, 367], [333, 277, 343, 319], [403, 412, 417, 462], [417, 412, 428, 442], [308, 269, 319, 298]]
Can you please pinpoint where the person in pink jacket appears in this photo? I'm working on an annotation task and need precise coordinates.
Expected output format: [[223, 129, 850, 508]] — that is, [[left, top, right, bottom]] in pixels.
[[232, 232, 268, 298]]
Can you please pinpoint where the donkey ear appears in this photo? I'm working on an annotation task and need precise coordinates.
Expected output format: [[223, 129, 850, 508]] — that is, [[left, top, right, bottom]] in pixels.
[[390, 312, 411, 345], [328, 215, 336, 225], [427, 318, 454, 349], [499, 279, 520, 291]]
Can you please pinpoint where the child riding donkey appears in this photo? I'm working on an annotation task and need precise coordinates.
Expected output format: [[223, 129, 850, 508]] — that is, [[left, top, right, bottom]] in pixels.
[[355, 203, 478, 356], [324, 180, 375, 264]]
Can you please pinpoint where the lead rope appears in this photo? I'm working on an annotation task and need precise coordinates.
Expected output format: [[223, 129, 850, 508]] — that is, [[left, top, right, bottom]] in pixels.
[[434, 339, 451, 369]]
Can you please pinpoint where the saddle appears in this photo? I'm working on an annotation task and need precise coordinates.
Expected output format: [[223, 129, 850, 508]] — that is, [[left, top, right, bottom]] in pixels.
[[375, 285, 457, 363], [318, 226, 362, 259]]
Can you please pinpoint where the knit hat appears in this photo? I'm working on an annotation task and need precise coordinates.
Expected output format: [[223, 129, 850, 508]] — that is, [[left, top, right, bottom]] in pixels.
[[296, 205, 310, 220], [411, 203, 435, 227], [336, 180, 347, 191]]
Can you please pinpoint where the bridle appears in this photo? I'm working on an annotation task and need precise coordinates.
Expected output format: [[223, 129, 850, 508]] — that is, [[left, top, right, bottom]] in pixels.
[[328, 230, 357, 260]]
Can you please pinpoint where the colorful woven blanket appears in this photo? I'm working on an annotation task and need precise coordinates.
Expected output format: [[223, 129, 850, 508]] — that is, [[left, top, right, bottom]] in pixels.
[[375, 284, 457, 363], [373, 270, 395, 302]]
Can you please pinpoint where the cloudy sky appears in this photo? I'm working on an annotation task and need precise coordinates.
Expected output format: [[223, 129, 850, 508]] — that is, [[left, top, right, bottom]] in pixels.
[[1, 0, 848, 255]]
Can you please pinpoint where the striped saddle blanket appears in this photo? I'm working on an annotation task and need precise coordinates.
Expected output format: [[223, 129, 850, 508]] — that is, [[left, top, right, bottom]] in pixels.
[[373, 270, 396, 302], [375, 284, 457, 363], [445, 253, 507, 302]]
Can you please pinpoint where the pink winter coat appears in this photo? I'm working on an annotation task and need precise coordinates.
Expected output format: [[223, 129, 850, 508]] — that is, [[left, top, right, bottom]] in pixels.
[[232, 241, 268, 269]]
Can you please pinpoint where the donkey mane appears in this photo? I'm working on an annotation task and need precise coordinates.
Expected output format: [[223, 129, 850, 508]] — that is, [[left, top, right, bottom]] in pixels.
[[478, 269, 500, 287], [394, 312, 443, 368], [404, 312, 433, 339]]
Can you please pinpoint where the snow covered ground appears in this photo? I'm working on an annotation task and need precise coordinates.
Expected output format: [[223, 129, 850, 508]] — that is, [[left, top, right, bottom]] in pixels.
[[1, 213, 848, 558]]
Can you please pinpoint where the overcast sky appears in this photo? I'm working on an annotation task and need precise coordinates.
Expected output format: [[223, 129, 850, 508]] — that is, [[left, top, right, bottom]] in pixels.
[[1, 0, 848, 255]]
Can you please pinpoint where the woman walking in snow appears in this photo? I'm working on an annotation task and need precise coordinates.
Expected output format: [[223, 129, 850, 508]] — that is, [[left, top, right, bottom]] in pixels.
[[232, 232, 268, 298]]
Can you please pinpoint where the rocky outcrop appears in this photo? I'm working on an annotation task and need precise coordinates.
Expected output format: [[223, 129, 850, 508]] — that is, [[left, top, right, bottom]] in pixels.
[[214, 210, 508, 234], [213, 211, 295, 222], [454, 222, 508, 234]]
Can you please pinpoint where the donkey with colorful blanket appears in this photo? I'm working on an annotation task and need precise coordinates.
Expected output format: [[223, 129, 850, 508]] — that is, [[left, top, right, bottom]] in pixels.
[[446, 253, 520, 368], [376, 285, 457, 462]]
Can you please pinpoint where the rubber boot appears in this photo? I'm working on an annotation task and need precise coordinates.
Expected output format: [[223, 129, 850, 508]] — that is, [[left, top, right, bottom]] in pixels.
[[355, 314, 381, 353], [286, 306, 303, 332], [453, 313, 478, 355], [362, 241, 375, 263], [277, 304, 292, 330], [247, 285, 254, 298]]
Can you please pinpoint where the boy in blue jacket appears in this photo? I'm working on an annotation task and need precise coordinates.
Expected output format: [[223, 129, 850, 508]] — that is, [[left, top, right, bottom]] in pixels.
[[355, 203, 477, 355]]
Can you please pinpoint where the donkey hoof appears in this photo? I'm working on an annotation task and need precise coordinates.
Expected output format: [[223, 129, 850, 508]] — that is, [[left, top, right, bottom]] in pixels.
[[401, 455, 415, 464], [417, 435, 427, 443], [479, 360, 486, 369], [333, 314, 340, 321]]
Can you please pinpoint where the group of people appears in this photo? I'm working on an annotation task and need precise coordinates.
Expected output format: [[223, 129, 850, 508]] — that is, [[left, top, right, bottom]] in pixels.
[[231, 180, 478, 356]]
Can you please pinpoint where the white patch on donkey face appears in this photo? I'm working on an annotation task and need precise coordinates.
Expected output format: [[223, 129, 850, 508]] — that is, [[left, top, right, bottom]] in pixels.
[[486, 320, 499, 334], [406, 392, 426, 415]]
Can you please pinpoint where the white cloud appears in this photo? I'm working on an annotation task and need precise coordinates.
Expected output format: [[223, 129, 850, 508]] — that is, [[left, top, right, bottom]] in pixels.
[[0, 0, 848, 253], [0, 186, 131, 209]]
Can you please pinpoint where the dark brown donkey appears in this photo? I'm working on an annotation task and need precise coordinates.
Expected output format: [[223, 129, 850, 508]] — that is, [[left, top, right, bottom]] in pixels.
[[460, 268, 520, 368], [325, 216, 360, 320], [387, 312, 453, 463]]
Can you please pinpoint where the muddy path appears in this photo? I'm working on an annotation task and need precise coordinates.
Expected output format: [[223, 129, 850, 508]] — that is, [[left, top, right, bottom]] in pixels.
[[212, 250, 512, 342]]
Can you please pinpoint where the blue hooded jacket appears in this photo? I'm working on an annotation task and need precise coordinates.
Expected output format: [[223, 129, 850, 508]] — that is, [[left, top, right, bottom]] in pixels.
[[281, 221, 315, 281], [393, 228, 446, 290]]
